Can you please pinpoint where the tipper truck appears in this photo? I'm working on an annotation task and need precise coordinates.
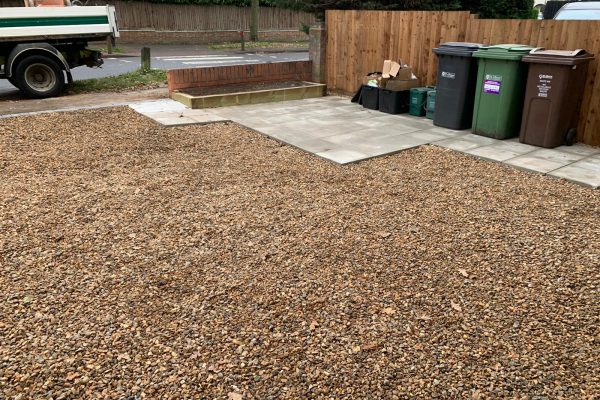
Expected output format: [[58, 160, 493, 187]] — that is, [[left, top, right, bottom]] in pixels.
[[0, 4, 119, 98]]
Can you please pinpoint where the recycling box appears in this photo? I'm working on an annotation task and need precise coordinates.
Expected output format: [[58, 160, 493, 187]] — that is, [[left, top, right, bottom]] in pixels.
[[471, 44, 534, 139], [409, 87, 433, 117], [519, 49, 594, 148], [426, 89, 436, 120], [432, 42, 483, 129]]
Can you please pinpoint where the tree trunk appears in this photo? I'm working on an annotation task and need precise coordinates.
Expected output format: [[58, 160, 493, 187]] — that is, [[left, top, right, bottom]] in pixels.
[[250, 0, 259, 42]]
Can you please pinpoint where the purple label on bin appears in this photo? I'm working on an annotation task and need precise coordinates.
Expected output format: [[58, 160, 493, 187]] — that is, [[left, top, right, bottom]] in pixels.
[[483, 79, 501, 95]]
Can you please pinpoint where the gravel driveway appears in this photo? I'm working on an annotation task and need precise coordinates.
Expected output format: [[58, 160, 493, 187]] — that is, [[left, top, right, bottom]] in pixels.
[[1, 108, 598, 399]]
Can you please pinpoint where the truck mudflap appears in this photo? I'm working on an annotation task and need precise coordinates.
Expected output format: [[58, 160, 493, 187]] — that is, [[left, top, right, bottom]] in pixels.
[[6, 43, 73, 83]]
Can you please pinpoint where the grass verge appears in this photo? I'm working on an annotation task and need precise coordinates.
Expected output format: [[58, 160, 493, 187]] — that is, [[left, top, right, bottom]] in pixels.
[[208, 41, 309, 50], [66, 68, 167, 95]]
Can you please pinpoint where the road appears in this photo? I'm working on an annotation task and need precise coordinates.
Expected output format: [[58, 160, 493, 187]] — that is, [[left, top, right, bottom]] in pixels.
[[0, 51, 309, 98]]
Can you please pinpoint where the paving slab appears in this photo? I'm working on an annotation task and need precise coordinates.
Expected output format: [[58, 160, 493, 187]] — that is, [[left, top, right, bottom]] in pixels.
[[548, 164, 600, 188], [465, 141, 538, 162], [505, 155, 570, 174], [152, 116, 201, 126], [315, 148, 369, 164], [128, 97, 600, 188], [434, 134, 499, 152]]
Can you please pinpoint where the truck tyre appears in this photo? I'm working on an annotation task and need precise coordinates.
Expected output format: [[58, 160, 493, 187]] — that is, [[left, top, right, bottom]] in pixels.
[[14, 55, 65, 99], [7, 77, 20, 89]]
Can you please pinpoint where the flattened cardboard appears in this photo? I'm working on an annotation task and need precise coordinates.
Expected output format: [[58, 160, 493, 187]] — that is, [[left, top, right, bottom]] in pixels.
[[382, 60, 392, 78], [389, 62, 401, 77]]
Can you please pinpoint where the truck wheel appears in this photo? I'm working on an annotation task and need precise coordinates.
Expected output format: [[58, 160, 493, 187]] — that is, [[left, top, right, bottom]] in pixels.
[[15, 55, 65, 99], [7, 77, 20, 89]]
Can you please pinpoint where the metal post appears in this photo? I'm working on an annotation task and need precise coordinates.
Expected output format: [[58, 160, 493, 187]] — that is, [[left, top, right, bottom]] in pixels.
[[240, 31, 245, 51]]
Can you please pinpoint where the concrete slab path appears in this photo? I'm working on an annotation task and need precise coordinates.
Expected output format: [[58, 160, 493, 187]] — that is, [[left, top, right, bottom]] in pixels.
[[130, 96, 599, 189]]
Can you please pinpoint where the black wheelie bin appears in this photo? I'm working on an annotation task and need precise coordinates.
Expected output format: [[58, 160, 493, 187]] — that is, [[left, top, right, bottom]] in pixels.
[[432, 42, 484, 130]]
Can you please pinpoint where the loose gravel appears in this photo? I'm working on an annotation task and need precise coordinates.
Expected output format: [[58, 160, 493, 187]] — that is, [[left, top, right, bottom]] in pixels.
[[0, 107, 598, 399]]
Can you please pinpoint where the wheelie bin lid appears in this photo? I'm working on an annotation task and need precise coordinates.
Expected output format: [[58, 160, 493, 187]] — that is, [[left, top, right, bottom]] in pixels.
[[522, 48, 595, 65], [433, 42, 485, 57], [473, 44, 536, 61]]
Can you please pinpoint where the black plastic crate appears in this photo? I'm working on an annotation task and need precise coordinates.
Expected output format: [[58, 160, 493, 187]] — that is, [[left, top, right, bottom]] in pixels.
[[361, 86, 380, 110], [378, 89, 410, 114]]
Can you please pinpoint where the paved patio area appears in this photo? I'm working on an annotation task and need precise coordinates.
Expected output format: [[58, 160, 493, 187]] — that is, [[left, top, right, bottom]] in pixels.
[[131, 96, 600, 189]]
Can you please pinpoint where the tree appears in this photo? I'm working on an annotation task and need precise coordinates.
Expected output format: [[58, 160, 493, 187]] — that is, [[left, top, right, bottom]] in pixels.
[[271, 0, 532, 19], [461, 0, 534, 18], [250, 0, 259, 41]]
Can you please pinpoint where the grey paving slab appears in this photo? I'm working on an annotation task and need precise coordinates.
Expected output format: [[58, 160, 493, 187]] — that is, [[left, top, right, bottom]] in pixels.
[[130, 99, 186, 114], [316, 148, 369, 164], [523, 148, 588, 164], [554, 144, 600, 157], [420, 128, 469, 140], [130, 97, 600, 186], [504, 155, 568, 174], [548, 164, 600, 188], [466, 146, 527, 162], [434, 135, 498, 152], [465, 141, 538, 162], [402, 130, 452, 143], [152, 116, 200, 126], [570, 155, 600, 172], [290, 138, 336, 153], [185, 114, 230, 124]]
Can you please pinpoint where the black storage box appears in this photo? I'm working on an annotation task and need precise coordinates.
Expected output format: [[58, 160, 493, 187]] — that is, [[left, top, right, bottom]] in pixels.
[[378, 88, 410, 114], [361, 86, 380, 110]]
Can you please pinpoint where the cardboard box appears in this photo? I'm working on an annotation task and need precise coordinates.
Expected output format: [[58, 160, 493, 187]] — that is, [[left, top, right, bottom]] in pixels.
[[363, 60, 418, 89], [395, 66, 414, 81], [384, 78, 421, 91]]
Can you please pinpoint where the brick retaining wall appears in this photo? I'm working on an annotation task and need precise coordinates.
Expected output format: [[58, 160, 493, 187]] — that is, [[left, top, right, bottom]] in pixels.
[[167, 61, 312, 95]]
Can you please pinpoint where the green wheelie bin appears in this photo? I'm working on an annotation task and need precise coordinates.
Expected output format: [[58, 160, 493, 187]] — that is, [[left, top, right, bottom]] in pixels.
[[471, 44, 535, 139]]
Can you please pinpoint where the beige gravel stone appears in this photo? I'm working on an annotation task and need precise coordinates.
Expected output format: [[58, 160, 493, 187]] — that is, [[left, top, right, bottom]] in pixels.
[[0, 108, 599, 399]]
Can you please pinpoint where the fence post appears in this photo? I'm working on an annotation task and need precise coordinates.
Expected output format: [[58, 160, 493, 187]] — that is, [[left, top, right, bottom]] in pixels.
[[309, 22, 327, 84], [141, 47, 151, 71]]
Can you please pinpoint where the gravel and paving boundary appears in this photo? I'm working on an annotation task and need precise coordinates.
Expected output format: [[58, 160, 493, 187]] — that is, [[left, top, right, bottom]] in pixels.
[[0, 108, 598, 399]]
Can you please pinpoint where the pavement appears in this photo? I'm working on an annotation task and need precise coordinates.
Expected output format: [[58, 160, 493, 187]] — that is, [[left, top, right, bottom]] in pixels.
[[0, 43, 308, 98], [130, 97, 600, 189], [0, 88, 168, 116]]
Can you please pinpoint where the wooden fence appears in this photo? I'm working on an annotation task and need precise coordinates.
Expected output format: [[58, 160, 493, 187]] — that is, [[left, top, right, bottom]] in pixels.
[[0, 0, 317, 31], [326, 10, 600, 146], [108, 1, 316, 31]]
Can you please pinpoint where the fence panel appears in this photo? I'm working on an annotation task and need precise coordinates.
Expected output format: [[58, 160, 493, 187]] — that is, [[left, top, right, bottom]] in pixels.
[[108, 1, 316, 31], [326, 10, 600, 145]]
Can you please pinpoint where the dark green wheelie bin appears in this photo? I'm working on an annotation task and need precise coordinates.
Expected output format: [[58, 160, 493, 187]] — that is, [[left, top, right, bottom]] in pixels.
[[432, 42, 484, 130], [471, 44, 534, 139]]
